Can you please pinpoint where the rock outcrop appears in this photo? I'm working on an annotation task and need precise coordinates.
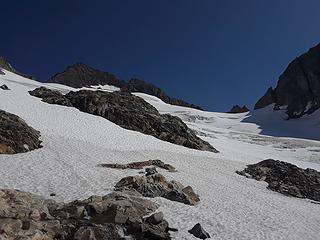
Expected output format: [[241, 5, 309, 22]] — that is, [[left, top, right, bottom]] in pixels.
[[236, 159, 320, 201], [0, 189, 174, 239], [28, 87, 72, 106], [30, 87, 218, 152], [0, 110, 42, 154], [99, 159, 177, 172], [48, 63, 203, 110], [49, 63, 127, 89], [0, 57, 33, 79], [0, 84, 10, 90], [228, 105, 250, 113], [115, 173, 200, 205], [188, 223, 211, 239], [255, 43, 320, 118]]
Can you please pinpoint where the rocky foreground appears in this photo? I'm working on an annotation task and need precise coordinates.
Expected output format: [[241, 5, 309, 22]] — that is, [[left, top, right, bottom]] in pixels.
[[29, 87, 218, 152], [237, 159, 320, 201], [0, 189, 175, 240], [0, 110, 42, 154]]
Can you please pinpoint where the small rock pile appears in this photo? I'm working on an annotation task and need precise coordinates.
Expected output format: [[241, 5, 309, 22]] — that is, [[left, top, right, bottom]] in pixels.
[[115, 173, 200, 206], [99, 159, 177, 172], [236, 159, 320, 201]]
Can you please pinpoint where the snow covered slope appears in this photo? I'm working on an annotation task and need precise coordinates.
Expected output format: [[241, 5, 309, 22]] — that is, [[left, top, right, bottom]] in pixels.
[[0, 69, 320, 240]]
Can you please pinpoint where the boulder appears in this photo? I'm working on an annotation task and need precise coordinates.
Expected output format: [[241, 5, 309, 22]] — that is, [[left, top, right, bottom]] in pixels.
[[188, 223, 211, 239], [236, 159, 320, 201], [0, 110, 42, 154], [115, 173, 200, 205], [99, 159, 177, 172], [0, 84, 9, 90], [255, 43, 320, 118], [228, 105, 250, 113], [28, 87, 72, 106], [30, 87, 218, 152], [0, 189, 174, 240]]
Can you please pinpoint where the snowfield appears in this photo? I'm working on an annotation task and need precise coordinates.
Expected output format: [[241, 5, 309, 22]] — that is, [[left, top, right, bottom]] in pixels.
[[0, 69, 320, 240]]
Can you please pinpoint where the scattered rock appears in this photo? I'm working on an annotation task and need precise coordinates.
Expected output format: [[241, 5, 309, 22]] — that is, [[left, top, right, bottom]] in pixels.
[[30, 87, 218, 152], [28, 86, 72, 106], [236, 159, 320, 201], [115, 173, 200, 205], [0, 110, 42, 154], [50, 193, 56, 197], [188, 223, 211, 239], [146, 167, 158, 176], [255, 43, 320, 118], [100, 159, 177, 172], [0, 84, 9, 90], [0, 189, 174, 239], [228, 105, 250, 113]]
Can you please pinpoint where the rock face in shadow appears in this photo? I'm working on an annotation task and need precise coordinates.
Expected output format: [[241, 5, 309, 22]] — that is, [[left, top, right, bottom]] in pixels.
[[255, 43, 320, 118], [48, 63, 203, 110], [49, 63, 127, 89], [124, 78, 204, 110], [188, 223, 211, 239], [115, 173, 200, 205], [236, 159, 320, 201], [0, 110, 42, 154], [0, 57, 33, 79], [228, 105, 250, 113], [0, 189, 173, 239], [30, 87, 218, 152]]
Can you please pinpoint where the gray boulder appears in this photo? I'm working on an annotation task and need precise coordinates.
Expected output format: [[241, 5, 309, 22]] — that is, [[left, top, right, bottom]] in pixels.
[[28, 86, 72, 107], [0, 110, 42, 154], [236, 159, 320, 201], [0, 84, 10, 90], [188, 223, 211, 239], [115, 173, 200, 205]]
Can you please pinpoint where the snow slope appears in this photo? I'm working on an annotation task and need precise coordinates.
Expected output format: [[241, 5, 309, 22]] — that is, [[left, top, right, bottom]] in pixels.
[[0, 69, 320, 240]]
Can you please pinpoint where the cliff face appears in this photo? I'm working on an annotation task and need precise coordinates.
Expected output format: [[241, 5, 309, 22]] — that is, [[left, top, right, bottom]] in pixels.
[[49, 63, 203, 110], [255, 43, 320, 118]]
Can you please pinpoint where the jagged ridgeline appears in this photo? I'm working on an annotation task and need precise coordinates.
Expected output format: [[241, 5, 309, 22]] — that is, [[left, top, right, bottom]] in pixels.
[[255, 43, 320, 118], [48, 63, 204, 110]]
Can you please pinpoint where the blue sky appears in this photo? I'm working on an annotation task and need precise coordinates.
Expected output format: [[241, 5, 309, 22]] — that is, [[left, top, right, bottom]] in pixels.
[[1, 0, 320, 111]]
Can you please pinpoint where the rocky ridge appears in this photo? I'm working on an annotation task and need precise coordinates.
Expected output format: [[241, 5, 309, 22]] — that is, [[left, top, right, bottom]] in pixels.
[[0, 110, 42, 154], [29, 87, 218, 152], [255, 43, 320, 118], [236, 159, 320, 201], [49, 63, 203, 110], [228, 105, 250, 113]]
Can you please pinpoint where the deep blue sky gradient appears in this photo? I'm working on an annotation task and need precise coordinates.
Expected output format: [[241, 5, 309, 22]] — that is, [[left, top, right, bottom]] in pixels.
[[1, 0, 320, 111]]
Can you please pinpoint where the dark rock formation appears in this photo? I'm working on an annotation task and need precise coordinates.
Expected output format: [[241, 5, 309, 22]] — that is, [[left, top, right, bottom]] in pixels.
[[0, 57, 33, 79], [255, 43, 320, 118], [48, 63, 203, 110], [0, 110, 42, 154], [0, 69, 4, 75], [28, 87, 72, 106], [115, 173, 200, 205], [0, 189, 174, 239], [30, 87, 218, 152], [125, 78, 204, 110], [0, 84, 10, 90], [49, 63, 127, 89], [228, 105, 250, 113], [188, 223, 211, 239], [236, 159, 320, 201], [99, 159, 177, 172]]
